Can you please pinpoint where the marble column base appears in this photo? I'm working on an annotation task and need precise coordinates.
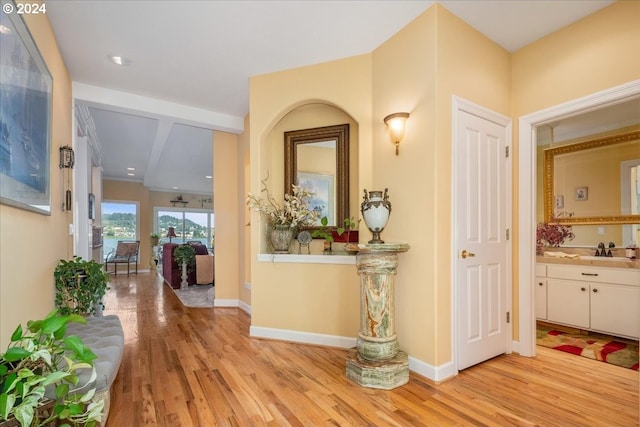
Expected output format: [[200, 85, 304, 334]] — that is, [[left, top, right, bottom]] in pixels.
[[346, 348, 409, 390]]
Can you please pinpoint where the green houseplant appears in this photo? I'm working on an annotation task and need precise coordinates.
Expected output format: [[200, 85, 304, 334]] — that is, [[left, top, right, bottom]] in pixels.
[[173, 245, 195, 289], [54, 257, 109, 317], [0, 310, 104, 427], [149, 233, 160, 247], [311, 216, 334, 252]]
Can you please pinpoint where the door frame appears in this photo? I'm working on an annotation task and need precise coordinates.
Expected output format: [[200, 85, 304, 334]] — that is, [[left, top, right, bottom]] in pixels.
[[452, 96, 512, 372], [517, 79, 640, 357]]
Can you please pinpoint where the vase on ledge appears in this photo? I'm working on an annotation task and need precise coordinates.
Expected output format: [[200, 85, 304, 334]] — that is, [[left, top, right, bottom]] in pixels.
[[270, 224, 296, 254], [361, 189, 392, 244]]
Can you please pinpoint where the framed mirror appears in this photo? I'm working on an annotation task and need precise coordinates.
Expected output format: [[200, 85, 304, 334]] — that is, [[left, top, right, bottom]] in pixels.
[[544, 129, 640, 225], [284, 124, 349, 230]]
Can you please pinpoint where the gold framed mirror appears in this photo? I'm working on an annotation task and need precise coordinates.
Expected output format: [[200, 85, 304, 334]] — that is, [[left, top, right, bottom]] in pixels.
[[543, 129, 640, 225], [284, 124, 349, 229]]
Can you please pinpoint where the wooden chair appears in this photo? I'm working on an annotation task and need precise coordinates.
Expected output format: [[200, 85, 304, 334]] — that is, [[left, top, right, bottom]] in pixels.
[[105, 240, 140, 275]]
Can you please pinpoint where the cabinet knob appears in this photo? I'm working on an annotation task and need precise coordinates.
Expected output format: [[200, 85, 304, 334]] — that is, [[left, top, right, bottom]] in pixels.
[[538, 282, 543, 286], [592, 288, 598, 293], [581, 287, 586, 292]]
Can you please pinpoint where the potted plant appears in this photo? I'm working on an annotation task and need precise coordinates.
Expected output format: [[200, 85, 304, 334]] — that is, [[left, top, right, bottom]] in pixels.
[[536, 222, 575, 255], [173, 245, 195, 290], [333, 217, 360, 243], [247, 175, 319, 253], [311, 216, 335, 252], [150, 233, 160, 247], [0, 310, 104, 427], [54, 257, 109, 317]]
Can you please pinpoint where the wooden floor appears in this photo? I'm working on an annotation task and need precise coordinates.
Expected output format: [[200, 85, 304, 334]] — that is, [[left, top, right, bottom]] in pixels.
[[104, 272, 639, 427]]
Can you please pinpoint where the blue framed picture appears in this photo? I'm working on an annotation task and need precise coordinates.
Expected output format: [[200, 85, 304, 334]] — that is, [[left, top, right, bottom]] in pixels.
[[0, 1, 53, 215]]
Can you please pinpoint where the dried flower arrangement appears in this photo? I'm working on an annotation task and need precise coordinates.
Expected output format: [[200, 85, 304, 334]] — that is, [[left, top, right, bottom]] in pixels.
[[247, 176, 319, 228], [536, 222, 575, 255]]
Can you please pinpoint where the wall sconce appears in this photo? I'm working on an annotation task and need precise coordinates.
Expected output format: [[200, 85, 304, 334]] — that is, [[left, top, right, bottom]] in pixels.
[[59, 145, 74, 211], [383, 112, 410, 155], [167, 227, 177, 243]]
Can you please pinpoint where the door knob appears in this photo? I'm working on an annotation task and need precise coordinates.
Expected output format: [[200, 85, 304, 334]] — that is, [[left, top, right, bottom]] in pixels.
[[461, 249, 476, 259]]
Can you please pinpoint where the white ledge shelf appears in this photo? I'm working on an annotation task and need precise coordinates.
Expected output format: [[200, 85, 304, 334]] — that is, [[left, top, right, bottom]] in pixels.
[[257, 253, 356, 265]]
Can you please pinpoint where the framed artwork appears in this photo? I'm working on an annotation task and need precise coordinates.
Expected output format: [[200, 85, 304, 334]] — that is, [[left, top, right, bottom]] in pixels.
[[297, 171, 335, 225], [554, 195, 564, 209], [575, 187, 588, 201], [0, 2, 53, 215], [88, 193, 95, 219]]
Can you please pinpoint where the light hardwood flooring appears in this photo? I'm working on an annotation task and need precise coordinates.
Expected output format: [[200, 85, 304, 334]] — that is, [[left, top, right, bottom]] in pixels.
[[104, 272, 639, 427]]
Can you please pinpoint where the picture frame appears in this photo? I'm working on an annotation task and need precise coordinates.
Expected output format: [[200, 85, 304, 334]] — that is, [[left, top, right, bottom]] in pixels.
[[297, 171, 335, 225], [0, 2, 53, 215], [88, 193, 95, 219], [575, 186, 588, 201], [554, 195, 564, 209]]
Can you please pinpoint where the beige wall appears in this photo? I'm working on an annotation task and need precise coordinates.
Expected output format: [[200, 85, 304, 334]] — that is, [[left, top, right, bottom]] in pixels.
[[0, 11, 72, 348], [249, 55, 372, 337], [213, 130, 240, 301], [371, 4, 511, 365], [511, 0, 640, 337]]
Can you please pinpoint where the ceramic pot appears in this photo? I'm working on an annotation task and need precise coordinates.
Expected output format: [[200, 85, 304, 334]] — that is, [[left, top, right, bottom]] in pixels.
[[270, 224, 296, 253], [360, 189, 391, 244]]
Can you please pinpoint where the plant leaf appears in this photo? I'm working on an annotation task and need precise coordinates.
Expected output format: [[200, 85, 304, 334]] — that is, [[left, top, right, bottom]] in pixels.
[[41, 315, 67, 334], [10, 324, 23, 342], [3, 347, 31, 362], [64, 335, 84, 356], [13, 402, 35, 427]]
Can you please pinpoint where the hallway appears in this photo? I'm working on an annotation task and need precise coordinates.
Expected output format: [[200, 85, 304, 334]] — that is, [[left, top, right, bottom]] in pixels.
[[103, 273, 639, 426]]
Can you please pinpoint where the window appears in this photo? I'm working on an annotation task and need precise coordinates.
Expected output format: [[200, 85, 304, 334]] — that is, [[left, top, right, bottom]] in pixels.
[[155, 208, 214, 247], [102, 201, 139, 256]]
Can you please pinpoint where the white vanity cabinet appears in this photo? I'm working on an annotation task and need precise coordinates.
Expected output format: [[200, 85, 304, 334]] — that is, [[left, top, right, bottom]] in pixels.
[[534, 264, 548, 320], [541, 263, 640, 339]]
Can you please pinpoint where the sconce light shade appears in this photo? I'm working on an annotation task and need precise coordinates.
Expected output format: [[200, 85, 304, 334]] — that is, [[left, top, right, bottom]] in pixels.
[[59, 145, 75, 169], [167, 226, 177, 242], [383, 112, 410, 155]]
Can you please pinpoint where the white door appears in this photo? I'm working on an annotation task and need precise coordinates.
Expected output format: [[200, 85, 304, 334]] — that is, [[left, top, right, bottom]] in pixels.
[[454, 102, 510, 370]]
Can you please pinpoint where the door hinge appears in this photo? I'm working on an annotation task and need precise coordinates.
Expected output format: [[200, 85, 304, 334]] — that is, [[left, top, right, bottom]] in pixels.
[[506, 228, 510, 240], [505, 146, 509, 158], [506, 311, 510, 323]]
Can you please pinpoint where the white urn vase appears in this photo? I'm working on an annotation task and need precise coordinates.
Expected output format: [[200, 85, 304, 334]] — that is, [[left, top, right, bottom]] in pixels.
[[360, 189, 392, 244]]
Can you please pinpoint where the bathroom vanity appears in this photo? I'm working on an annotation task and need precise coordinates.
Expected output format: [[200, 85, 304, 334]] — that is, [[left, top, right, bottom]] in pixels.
[[536, 257, 640, 339]]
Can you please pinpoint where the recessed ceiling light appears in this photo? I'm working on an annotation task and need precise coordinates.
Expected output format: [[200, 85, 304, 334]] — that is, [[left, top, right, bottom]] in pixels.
[[205, 175, 212, 179], [108, 55, 132, 66], [172, 186, 179, 190], [0, 25, 12, 35], [127, 173, 135, 176], [127, 167, 135, 171]]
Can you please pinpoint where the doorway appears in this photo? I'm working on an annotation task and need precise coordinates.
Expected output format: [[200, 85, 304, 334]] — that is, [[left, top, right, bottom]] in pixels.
[[452, 97, 512, 370], [518, 79, 640, 357]]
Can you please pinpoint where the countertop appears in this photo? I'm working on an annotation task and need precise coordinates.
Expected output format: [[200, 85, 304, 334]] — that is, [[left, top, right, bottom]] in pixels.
[[536, 255, 639, 269]]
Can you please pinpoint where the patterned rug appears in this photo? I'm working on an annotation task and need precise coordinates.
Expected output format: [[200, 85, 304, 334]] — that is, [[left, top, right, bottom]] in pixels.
[[170, 284, 215, 308], [537, 324, 639, 370]]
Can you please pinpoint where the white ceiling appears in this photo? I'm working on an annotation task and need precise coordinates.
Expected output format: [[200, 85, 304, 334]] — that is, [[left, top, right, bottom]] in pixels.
[[45, 0, 618, 195]]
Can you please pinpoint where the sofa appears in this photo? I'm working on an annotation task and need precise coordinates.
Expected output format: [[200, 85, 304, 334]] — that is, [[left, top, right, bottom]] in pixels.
[[162, 242, 214, 288]]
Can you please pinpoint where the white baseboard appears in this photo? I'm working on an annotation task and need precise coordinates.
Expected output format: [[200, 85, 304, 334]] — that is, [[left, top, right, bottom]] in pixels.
[[238, 300, 251, 315], [512, 340, 520, 355], [214, 299, 239, 307], [250, 326, 357, 349], [249, 326, 457, 382], [408, 356, 456, 382]]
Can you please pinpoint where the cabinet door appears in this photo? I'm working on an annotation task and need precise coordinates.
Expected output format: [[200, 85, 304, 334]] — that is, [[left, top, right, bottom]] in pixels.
[[534, 277, 547, 320], [590, 283, 639, 339], [547, 278, 590, 328]]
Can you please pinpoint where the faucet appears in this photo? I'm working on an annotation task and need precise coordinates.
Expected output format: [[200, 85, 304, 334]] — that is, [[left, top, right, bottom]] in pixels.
[[595, 242, 605, 256]]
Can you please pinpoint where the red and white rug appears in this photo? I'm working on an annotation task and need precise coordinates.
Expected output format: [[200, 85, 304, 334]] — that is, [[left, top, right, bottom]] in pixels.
[[537, 324, 639, 370]]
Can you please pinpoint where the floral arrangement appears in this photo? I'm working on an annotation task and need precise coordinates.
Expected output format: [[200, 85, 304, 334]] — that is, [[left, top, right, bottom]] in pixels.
[[247, 177, 319, 228], [536, 222, 575, 255]]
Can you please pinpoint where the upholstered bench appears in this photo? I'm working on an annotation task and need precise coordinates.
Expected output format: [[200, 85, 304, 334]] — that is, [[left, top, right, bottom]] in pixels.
[[64, 315, 124, 423]]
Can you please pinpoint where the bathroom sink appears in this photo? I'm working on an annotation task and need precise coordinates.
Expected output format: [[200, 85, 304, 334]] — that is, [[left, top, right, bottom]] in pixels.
[[578, 255, 631, 262]]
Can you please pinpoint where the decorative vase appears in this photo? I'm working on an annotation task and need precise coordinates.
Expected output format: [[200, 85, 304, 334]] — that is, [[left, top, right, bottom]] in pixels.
[[361, 189, 391, 244], [270, 224, 296, 254]]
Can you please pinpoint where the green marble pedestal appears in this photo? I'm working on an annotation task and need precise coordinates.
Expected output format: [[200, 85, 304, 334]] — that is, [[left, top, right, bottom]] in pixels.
[[345, 242, 410, 390]]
